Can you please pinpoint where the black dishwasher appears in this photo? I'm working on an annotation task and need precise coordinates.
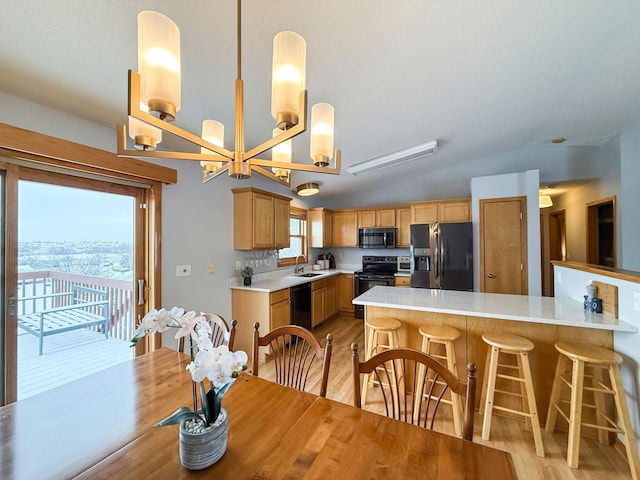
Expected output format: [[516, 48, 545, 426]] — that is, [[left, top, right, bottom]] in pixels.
[[290, 282, 312, 330]]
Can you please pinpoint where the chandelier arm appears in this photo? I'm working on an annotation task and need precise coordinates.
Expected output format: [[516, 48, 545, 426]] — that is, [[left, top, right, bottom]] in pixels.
[[243, 90, 307, 161], [127, 70, 235, 159], [249, 148, 341, 174], [203, 164, 230, 183], [251, 165, 291, 187]]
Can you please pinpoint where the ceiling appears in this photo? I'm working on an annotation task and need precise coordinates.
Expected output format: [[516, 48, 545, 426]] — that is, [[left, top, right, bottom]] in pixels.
[[1, 1, 639, 206]]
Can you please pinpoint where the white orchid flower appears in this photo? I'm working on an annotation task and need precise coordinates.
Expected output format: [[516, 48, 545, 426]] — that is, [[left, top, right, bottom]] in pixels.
[[232, 350, 248, 371], [174, 311, 200, 339]]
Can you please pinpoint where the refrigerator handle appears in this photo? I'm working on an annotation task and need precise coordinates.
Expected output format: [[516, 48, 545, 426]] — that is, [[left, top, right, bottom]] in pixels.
[[434, 231, 439, 277], [440, 231, 445, 278]]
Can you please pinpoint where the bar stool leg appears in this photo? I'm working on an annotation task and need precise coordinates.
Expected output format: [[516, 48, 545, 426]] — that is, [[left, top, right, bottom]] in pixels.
[[445, 339, 463, 436], [413, 336, 430, 424], [388, 330, 401, 411], [567, 358, 585, 468], [591, 366, 609, 445], [479, 344, 492, 416], [545, 354, 568, 433], [608, 364, 640, 480], [482, 345, 500, 441], [520, 351, 545, 457]]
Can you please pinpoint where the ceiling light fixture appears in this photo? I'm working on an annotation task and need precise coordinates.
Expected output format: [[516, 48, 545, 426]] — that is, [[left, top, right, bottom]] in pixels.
[[539, 195, 553, 208], [296, 182, 320, 196], [116, 1, 341, 187], [347, 140, 438, 176]]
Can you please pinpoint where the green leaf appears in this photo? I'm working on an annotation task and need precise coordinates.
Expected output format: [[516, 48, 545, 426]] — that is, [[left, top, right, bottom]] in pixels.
[[154, 407, 201, 427]]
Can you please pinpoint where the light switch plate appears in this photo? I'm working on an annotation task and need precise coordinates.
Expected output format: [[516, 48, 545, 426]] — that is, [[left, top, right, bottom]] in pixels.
[[176, 264, 191, 277]]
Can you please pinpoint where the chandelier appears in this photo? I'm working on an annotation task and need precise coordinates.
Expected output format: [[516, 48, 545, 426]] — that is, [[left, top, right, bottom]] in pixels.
[[116, 0, 341, 187]]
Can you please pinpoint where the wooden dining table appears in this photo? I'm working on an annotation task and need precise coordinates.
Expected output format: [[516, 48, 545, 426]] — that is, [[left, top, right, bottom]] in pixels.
[[0, 348, 516, 479]]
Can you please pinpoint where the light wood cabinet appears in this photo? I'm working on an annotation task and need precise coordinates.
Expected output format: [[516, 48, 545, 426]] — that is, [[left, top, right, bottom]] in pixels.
[[358, 208, 396, 228], [410, 198, 470, 224], [332, 210, 358, 247], [311, 276, 339, 327], [232, 187, 291, 250], [309, 208, 333, 248], [394, 275, 411, 288], [231, 287, 291, 367], [338, 274, 354, 312], [396, 208, 411, 247]]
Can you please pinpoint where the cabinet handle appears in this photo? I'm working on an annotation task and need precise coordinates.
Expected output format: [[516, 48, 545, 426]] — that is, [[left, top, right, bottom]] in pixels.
[[487, 274, 495, 278]]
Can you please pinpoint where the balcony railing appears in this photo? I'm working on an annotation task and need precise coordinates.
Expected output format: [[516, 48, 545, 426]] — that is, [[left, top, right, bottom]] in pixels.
[[17, 271, 134, 342]]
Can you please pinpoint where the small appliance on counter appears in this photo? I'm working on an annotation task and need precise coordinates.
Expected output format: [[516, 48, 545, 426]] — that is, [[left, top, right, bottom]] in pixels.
[[397, 255, 411, 273]]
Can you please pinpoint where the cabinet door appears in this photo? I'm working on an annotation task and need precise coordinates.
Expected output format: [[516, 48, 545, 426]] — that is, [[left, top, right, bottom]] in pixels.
[[338, 274, 354, 312], [323, 210, 333, 247], [310, 209, 333, 248], [376, 209, 396, 227], [325, 280, 337, 318], [274, 197, 291, 248], [438, 200, 470, 223], [253, 193, 275, 248], [270, 299, 291, 330], [311, 288, 325, 327], [411, 202, 438, 224], [357, 210, 376, 228], [332, 211, 358, 247], [396, 208, 411, 247], [394, 276, 411, 288]]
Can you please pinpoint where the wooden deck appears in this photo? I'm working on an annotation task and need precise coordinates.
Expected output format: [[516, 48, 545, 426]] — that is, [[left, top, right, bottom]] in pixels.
[[17, 328, 133, 400]]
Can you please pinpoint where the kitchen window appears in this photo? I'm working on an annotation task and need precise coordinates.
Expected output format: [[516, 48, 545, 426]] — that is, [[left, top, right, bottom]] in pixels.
[[278, 207, 307, 267]]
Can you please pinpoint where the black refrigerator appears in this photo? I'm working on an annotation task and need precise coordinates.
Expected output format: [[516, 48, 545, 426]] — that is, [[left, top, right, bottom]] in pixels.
[[410, 223, 473, 290]]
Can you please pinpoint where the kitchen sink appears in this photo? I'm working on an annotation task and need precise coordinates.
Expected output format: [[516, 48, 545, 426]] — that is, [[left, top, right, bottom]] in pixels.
[[295, 273, 323, 277]]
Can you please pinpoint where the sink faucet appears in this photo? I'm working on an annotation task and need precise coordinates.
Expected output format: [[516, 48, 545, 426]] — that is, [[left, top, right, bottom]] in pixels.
[[295, 254, 307, 274]]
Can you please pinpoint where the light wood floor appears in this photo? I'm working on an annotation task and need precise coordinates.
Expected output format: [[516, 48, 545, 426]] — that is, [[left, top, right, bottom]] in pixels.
[[258, 312, 634, 480]]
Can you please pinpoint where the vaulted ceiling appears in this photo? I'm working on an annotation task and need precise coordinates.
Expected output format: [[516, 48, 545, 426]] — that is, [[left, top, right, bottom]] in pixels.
[[1, 1, 638, 206]]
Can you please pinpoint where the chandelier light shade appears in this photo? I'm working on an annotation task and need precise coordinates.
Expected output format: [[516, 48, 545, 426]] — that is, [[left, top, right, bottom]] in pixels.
[[117, 1, 341, 188], [272, 128, 292, 180], [137, 11, 181, 121], [310, 103, 334, 167], [539, 195, 553, 208], [271, 31, 306, 129], [200, 120, 225, 172], [129, 102, 162, 150], [296, 182, 320, 196]]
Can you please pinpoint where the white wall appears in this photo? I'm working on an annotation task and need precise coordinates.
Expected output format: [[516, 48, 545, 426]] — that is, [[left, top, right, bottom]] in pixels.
[[470, 169, 541, 295], [555, 265, 640, 448], [619, 131, 640, 271]]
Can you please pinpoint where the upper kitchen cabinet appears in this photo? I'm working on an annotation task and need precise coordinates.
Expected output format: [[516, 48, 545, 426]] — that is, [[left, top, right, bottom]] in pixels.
[[410, 198, 471, 224], [357, 208, 396, 228], [232, 187, 291, 250], [332, 210, 358, 247], [309, 208, 333, 248], [396, 207, 411, 247]]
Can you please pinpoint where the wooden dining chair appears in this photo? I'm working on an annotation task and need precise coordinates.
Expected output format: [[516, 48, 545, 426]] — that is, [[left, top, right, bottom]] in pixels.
[[252, 322, 333, 397], [179, 313, 237, 353], [351, 343, 477, 441]]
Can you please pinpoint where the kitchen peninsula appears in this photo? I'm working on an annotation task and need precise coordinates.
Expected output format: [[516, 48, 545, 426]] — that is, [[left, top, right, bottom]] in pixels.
[[353, 286, 636, 420]]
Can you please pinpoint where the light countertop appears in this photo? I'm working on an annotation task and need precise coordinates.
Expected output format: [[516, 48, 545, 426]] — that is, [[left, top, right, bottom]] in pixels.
[[229, 267, 356, 293], [352, 286, 637, 333]]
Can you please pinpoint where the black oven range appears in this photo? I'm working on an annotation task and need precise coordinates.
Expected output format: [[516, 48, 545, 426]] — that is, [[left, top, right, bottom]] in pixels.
[[353, 256, 397, 319]]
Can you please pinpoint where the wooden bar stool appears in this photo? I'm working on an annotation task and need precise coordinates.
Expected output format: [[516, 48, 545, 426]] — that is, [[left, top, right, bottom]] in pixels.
[[362, 316, 402, 406], [480, 333, 545, 457], [545, 342, 640, 479], [414, 325, 463, 436]]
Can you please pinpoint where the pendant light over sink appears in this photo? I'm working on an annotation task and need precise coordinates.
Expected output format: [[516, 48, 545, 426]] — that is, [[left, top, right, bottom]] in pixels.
[[116, 1, 341, 187]]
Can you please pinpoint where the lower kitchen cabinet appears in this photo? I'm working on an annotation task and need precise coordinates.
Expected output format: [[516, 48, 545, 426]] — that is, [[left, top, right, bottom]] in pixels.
[[231, 287, 291, 366], [394, 275, 411, 288], [338, 274, 354, 312], [311, 276, 339, 327]]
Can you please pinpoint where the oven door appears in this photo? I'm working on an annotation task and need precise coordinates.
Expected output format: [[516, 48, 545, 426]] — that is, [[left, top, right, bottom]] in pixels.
[[354, 275, 394, 319]]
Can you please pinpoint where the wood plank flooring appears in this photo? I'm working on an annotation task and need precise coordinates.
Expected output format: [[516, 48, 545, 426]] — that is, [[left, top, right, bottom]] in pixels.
[[257, 312, 634, 480]]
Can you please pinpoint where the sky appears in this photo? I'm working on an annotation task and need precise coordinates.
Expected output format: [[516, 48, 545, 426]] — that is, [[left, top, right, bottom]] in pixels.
[[18, 181, 135, 242]]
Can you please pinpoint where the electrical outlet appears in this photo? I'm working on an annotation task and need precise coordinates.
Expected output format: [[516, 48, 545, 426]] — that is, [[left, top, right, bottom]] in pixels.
[[236, 261, 242, 270], [338, 253, 344, 261], [207, 262, 215, 273], [633, 292, 640, 312], [176, 264, 191, 277]]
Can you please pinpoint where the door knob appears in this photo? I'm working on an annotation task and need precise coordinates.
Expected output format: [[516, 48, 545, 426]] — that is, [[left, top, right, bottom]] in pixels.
[[487, 274, 495, 278]]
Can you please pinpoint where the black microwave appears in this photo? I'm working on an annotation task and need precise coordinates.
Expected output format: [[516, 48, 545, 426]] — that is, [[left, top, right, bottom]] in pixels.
[[358, 228, 397, 249]]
